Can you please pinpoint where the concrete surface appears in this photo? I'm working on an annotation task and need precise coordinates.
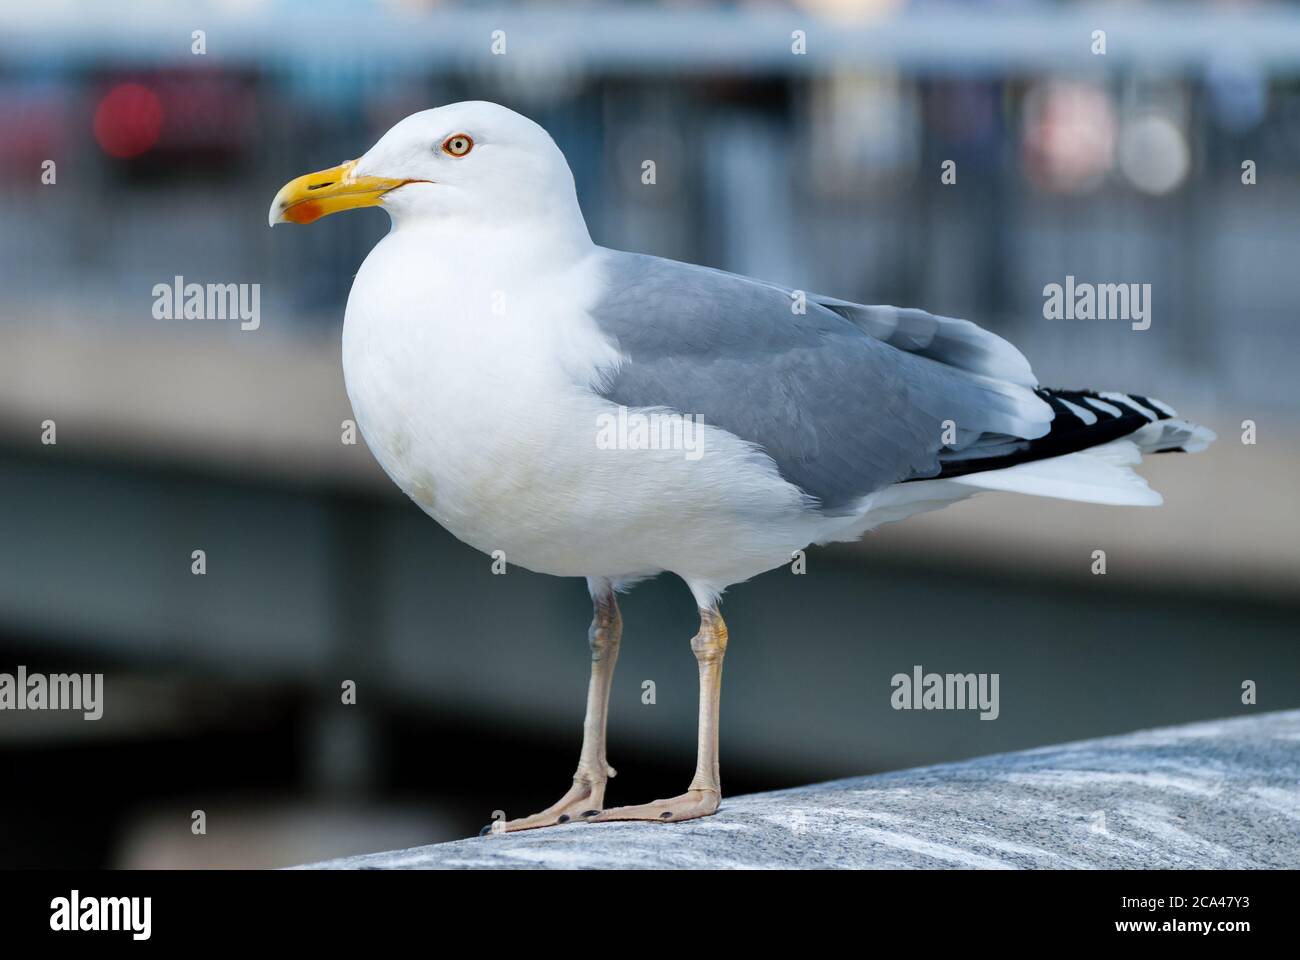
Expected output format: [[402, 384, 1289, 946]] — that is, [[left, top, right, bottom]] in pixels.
[[304, 710, 1300, 869]]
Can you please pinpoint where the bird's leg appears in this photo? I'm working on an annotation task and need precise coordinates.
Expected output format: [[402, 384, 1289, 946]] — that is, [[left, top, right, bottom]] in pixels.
[[589, 607, 726, 824], [495, 587, 621, 832]]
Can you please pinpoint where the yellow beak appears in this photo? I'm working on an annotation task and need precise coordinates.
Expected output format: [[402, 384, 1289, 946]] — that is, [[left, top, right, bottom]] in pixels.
[[268, 159, 418, 226]]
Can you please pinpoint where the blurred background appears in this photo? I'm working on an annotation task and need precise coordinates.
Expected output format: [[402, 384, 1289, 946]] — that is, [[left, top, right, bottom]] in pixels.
[[1, 0, 1298, 868]]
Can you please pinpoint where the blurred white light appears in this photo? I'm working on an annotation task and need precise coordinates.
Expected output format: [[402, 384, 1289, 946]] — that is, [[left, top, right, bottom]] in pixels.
[[792, 0, 906, 24], [1118, 115, 1190, 195]]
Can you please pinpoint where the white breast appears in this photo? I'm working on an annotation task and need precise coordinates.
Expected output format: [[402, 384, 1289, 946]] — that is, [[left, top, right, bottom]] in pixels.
[[341, 224, 828, 597]]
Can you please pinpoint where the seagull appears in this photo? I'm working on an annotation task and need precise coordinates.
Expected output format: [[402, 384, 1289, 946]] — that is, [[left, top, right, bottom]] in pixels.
[[270, 101, 1215, 832]]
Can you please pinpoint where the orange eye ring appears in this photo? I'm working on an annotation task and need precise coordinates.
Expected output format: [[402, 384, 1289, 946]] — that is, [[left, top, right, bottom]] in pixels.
[[442, 134, 473, 157]]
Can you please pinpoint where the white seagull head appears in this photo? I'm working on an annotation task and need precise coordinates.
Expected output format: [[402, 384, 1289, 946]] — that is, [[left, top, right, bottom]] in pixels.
[[268, 101, 582, 231]]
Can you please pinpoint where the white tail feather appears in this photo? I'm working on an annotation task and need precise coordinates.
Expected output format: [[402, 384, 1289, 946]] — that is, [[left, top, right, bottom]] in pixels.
[[1131, 418, 1217, 454], [949, 438, 1164, 506], [845, 408, 1214, 535]]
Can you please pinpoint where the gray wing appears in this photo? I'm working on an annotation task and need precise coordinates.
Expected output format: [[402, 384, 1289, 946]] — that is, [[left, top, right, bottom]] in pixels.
[[591, 251, 1052, 513]]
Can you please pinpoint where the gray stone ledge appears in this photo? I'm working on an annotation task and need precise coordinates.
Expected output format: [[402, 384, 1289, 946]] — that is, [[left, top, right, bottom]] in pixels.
[[302, 710, 1299, 869]]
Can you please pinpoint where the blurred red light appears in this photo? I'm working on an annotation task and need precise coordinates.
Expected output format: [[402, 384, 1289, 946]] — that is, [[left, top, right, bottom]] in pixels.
[[93, 82, 164, 159]]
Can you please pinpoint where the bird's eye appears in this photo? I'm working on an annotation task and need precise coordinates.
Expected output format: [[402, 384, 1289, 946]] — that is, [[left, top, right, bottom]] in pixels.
[[442, 134, 473, 158]]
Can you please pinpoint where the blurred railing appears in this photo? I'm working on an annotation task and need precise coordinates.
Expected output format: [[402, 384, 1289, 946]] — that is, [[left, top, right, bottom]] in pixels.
[[3, 5, 1298, 415]]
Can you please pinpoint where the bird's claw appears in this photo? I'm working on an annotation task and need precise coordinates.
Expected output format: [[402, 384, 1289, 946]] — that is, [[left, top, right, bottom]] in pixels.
[[481, 774, 610, 835]]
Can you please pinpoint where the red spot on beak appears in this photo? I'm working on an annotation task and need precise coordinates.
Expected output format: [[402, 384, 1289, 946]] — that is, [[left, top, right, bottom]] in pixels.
[[283, 201, 323, 224]]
